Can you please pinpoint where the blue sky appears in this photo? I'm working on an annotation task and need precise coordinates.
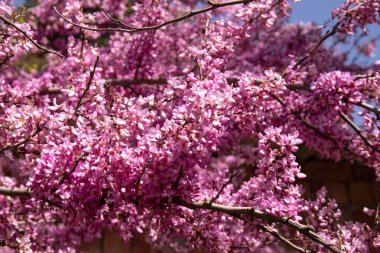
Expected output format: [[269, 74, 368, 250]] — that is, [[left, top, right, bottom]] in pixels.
[[291, 0, 380, 62]]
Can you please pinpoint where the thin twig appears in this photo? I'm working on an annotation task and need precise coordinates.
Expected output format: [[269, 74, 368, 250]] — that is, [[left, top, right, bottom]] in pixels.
[[259, 224, 312, 253], [38, 77, 248, 95], [58, 153, 87, 184], [53, 6, 131, 33], [101, 8, 135, 29], [291, 23, 339, 71], [339, 112, 379, 152], [210, 170, 239, 204], [272, 94, 365, 160], [0, 123, 45, 154], [74, 55, 100, 115], [287, 1, 368, 73], [54, 0, 255, 34], [354, 70, 380, 81], [0, 15, 63, 58]]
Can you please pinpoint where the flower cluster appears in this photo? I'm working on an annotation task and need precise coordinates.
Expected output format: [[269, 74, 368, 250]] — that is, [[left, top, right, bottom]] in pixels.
[[0, 3, 33, 67], [0, 0, 379, 252], [333, 0, 380, 34]]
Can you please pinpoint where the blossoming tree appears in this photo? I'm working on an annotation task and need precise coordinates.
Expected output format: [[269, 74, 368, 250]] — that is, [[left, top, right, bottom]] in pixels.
[[0, 0, 379, 252]]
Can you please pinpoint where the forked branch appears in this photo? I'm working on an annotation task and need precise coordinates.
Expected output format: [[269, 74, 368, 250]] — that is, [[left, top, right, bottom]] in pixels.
[[176, 199, 341, 253], [0, 15, 63, 58], [54, 0, 254, 33]]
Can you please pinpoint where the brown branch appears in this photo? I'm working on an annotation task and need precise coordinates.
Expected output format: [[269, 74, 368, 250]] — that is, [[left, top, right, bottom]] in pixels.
[[0, 187, 63, 209], [209, 170, 239, 204], [175, 199, 341, 253], [291, 23, 339, 71], [58, 153, 87, 184], [0, 187, 341, 252], [339, 112, 379, 152], [101, 8, 135, 29], [0, 123, 45, 154], [374, 184, 380, 231], [286, 84, 380, 117], [0, 240, 18, 250], [108, 78, 167, 87], [287, 1, 368, 73], [271, 94, 364, 160], [38, 77, 249, 95], [354, 70, 380, 81], [53, 6, 133, 33], [0, 186, 30, 197], [273, 78, 380, 157], [39, 78, 168, 95], [54, 0, 254, 34], [258, 224, 312, 253], [355, 101, 380, 116], [74, 55, 99, 115], [0, 15, 63, 58], [39, 87, 62, 95]]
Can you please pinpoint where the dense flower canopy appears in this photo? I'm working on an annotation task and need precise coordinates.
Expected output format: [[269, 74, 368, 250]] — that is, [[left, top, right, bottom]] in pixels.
[[0, 0, 379, 252]]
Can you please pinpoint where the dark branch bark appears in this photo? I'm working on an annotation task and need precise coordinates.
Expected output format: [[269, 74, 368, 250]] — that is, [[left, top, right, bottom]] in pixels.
[[107, 78, 167, 87], [101, 8, 135, 29], [356, 101, 380, 116], [339, 112, 379, 153], [0, 123, 45, 154], [74, 55, 99, 115], [0, 187, 340, 252], [38, 77, 251, 95], [209, 170, 238, 204], [354, 70, 380, 81], [258, 225, 312, 253], [175, 199, 341, 253], [0, 186, 30, 197], [286, 1, 368, 73], [58, 153, 87, 184], [54, 0, 255, 34], [0, 15, 63, 58]]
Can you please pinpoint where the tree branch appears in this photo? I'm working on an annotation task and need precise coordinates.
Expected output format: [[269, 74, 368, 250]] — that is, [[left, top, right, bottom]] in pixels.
[[0, 187, 342, 252], [339, 111, 379, 152], [0, 123, 45, 154], [355, 101, 380, 116], [354, 70, 380, 81], [74, 55, 99, 115], [107, 78, 167, 87], [0, 15, 63, 58], [101, 8, 135, 29], [54, 0, 254, 34], [58, 153, 87, 184], [258, 224, 312, 253], [0, 186, 30, 197], [286, 1, 368, 73], [38, 77, 250, 95], [271, 94, 363, 160], [209, 170, 238, 204], [175, 199, 340, 253]]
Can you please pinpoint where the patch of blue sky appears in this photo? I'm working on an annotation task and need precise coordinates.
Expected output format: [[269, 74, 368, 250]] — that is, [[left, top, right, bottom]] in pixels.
[[291, 0, 380, 65], [291, 0, 379, 126]]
